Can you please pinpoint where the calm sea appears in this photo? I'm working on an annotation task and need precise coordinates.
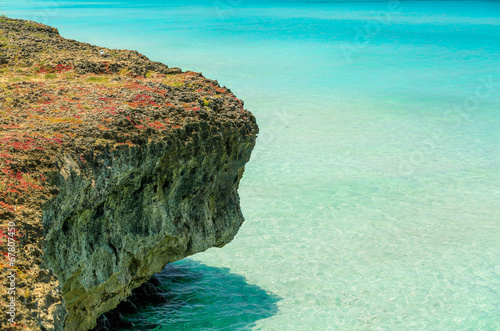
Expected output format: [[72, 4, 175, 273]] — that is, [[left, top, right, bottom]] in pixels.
[[3, 0, 500, 330]]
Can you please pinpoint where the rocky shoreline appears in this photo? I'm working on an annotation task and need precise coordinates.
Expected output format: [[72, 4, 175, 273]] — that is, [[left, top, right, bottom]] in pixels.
[[0, 17, 258, 330]]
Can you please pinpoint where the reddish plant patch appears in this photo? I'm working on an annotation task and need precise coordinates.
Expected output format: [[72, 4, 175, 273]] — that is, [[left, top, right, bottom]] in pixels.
[[55, 64, 74, 73], [147, 121, 166, 130]]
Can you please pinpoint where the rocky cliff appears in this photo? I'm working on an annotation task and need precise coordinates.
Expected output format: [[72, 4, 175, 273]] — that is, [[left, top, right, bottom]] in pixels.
[[0, 17, 258, 330]]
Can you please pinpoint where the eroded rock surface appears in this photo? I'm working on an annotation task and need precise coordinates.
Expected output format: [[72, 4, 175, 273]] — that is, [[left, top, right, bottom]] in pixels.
[[0, 17, 258, 330]]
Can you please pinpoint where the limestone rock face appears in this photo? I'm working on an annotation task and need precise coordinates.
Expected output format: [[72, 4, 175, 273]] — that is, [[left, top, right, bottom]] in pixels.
[[43, 118, 254, 330], [0, 17, 258, 330]]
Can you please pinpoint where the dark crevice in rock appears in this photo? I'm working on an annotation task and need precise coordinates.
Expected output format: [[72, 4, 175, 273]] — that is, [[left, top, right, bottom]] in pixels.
[[91, 276, 166, 331]]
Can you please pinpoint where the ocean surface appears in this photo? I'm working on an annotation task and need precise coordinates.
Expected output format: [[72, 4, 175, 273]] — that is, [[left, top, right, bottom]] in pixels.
[[4, 0, 500, 330]]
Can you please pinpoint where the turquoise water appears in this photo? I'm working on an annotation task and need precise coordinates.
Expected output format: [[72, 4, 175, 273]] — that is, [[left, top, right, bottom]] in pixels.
[[4, 0, 500, 329]]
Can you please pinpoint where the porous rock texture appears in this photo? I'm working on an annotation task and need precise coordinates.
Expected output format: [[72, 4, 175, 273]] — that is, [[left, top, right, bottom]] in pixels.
[[0, 17, 258, 330]]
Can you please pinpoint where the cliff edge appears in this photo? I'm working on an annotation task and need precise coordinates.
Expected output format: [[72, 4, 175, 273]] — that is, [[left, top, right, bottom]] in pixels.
[[0, 17, 258, 330]]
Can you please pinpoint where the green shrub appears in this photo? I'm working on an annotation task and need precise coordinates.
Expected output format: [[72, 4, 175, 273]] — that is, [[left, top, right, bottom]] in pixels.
[[86, 76, 109, 83]]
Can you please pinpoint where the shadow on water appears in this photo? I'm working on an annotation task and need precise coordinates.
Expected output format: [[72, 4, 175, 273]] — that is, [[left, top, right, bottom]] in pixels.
[[119, 259, 281, 331]]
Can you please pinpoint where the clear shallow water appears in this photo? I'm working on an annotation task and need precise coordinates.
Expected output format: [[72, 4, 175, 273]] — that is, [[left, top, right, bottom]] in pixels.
[[4, 0, 500, 329]]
